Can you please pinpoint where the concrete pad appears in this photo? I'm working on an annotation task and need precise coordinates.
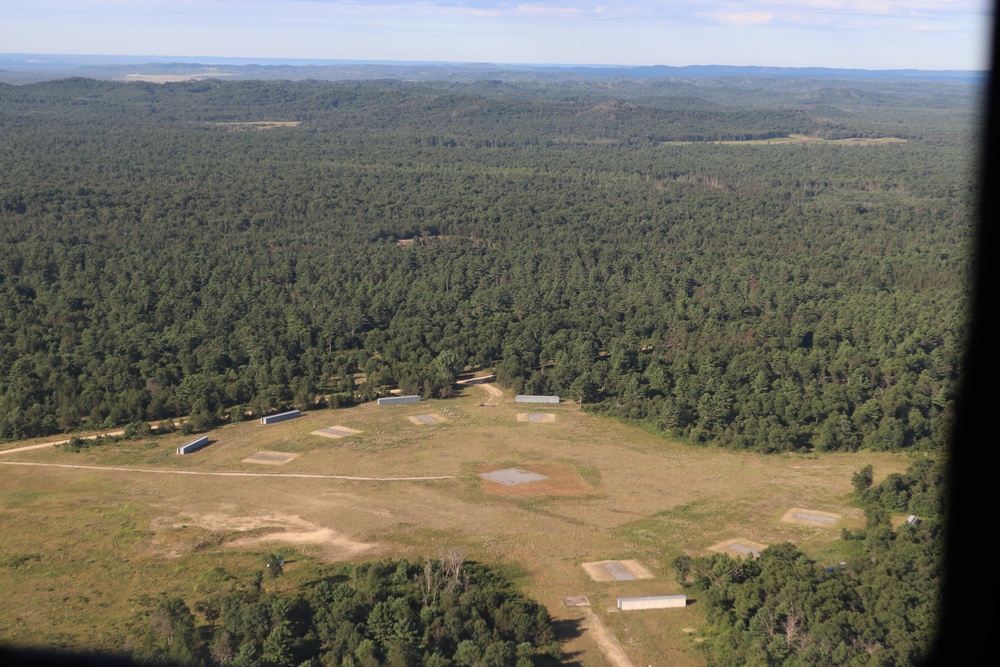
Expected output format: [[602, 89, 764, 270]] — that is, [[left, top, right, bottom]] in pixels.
[[582, 560, 655, 582], [708, 538, 769, 558], [312, 426, 362, 439], [561, 596, 591, 607], [478, 468, 549, 486], [516, 413, 556, 422], [603, 562, 635, 581], [243, 451, 299, 465], [780, 507, 841, 527], [407, 413, 447, 425]]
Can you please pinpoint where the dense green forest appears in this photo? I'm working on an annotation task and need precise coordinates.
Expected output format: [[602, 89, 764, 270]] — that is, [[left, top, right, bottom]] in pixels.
[[126, 557, 561, 667], [679, 458, 944, 666], [0, 77, 975, 452]]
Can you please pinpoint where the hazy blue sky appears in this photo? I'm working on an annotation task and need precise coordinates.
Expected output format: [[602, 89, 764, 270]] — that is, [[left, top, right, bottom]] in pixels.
[[1, 1, 991, 70]]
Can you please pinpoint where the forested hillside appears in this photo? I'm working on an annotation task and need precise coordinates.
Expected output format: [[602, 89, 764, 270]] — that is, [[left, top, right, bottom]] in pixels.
[[0, 77, 975, 452]]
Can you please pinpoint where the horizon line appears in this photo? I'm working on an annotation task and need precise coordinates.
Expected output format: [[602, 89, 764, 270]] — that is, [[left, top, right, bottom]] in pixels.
[[0, 53, 986, 74]]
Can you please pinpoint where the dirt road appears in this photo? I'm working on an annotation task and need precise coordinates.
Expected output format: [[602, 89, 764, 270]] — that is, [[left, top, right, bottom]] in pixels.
[[0, 461, 455, 481], [0, 430, 126, 456], [583, 608, 636, 667], [456, 375, 503, 400]]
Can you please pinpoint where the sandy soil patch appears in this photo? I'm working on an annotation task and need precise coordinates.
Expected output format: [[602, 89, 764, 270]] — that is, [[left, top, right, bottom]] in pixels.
[[582, 560, 655, 582], [172, 513, 377, 560], [708, 538, 768, 558], [780, 507, 841, 526], [480, 464, 590, 497], [408, 413, 447, 425], [312, 426, 362, 439], [243, 451, 299, 465], [517, 413, 556, 422]]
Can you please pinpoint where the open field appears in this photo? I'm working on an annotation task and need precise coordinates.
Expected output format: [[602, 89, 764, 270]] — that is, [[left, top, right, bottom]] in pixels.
[[0, 383, 919, 665]]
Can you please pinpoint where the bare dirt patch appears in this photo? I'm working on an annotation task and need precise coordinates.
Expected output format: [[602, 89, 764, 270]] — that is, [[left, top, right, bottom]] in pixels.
[[243, 451, 299, 465], [780, 507, 841, 527], [707, 538, 768, 558], [457, 376, 503, 400], [480, 464, 590, 497], [517, 413, 556, 423], [172, 513, 377, 560], [582, 560, 655, 582], [312, 426, 362, 439]]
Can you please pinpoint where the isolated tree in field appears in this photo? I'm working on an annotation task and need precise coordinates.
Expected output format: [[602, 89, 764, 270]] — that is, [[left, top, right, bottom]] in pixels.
[[852, 464, 874, 495], [265, 553, 284, 591]]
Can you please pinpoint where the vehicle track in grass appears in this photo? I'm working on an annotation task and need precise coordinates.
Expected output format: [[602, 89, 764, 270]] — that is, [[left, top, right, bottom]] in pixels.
[[0, 461, 455, 481]]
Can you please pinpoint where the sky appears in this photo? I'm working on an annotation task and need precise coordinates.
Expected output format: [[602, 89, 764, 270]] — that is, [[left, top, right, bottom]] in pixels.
[[0, 1, 992, 71]]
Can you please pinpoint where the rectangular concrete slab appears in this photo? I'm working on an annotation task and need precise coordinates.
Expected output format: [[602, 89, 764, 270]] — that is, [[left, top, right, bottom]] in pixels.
[[243, 451, 299, 465], [312, 426, 361, 438], [727, 544, 762, 557], [793, 512, 837, 523], [479, 468, 549, 486], [582, 560, 655, 582], [561, 596, 591, 607], [408, 413, 447, 425], [603, 562, 636, 581], [517, 413, 556, 422]]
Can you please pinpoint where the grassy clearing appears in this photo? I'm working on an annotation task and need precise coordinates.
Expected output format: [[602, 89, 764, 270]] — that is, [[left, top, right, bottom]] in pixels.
[[0, 386, 918, 665], [665, 133, 907, 146]]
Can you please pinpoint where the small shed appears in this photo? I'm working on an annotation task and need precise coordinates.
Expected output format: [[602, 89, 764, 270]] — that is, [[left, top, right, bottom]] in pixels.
[[617, 595, 686, 611], [261, 410, 301, 425], [514, 395, 560, 404], [177, 436, 210, 455], [377, 395, 421, 405]]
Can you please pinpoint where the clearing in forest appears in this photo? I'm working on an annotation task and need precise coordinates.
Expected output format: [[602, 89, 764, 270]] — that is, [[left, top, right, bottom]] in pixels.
[[666, 134, 907, 146], [0, 382, 906, 666], [213, 121, 302, 130]]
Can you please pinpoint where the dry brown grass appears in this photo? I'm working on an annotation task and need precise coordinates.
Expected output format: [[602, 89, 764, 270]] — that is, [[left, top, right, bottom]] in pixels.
[[0, 384, 916, 665]]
